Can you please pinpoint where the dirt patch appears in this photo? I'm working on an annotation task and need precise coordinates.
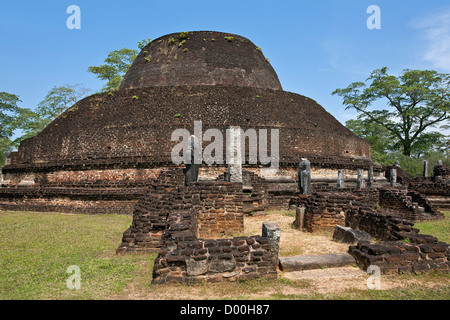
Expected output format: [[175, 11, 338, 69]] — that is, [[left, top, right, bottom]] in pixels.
[[241, 210, 350, 256]]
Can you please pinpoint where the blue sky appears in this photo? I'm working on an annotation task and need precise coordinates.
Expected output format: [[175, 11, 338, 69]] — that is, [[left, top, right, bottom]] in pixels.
[[1, 0, 450, 126]]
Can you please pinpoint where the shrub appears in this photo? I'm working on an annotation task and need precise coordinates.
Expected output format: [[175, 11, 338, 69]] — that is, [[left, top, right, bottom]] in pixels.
[[179, 32, 189, 39]]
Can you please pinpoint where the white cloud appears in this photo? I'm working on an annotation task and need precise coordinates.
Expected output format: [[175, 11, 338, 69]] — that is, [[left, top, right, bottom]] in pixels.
[[413, 9, 450, 71]]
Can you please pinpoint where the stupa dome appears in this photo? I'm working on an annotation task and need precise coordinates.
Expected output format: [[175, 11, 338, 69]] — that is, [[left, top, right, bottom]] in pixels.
[[120, 31, 283, 91]]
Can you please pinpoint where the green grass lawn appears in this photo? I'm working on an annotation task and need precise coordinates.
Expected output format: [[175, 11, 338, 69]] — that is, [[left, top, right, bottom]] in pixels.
[[0, 211, 154, 299], [414, 211, 450, 243], [0, 210, 448, 300]]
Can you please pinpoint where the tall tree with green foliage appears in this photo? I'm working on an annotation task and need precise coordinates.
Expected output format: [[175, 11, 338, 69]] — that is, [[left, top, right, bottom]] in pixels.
[[345, 117, 394, 163], [333, 67, 449, 157], [0, 85, 90, 166], [87, 38, 151, 92], [0, 92, 25, 164]]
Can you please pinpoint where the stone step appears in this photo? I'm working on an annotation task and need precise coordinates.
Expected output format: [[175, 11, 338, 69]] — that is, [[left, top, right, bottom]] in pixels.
[[278, 253, 356, 272], [281, 265, 367, 281]]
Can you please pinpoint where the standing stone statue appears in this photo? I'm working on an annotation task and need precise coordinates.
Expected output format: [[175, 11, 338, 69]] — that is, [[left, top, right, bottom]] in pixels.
[[184, 135, 200, 185], [390, 168, 397, 187], [437, 160, 443, 166], [227, 126, 243, 183], [356, 169, 365, 189], [298, 158, 311, 194], [423, 160, 428, 177], [337, 169, 345, 188]]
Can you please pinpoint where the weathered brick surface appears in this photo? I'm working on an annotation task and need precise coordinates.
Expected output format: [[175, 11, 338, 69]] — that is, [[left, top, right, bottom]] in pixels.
[[345, 207, 419, 241], [117, 174, 246, 253], [349, 240, 449, 274], [378, 188, 442, 221], [152, 235, 277, 284]]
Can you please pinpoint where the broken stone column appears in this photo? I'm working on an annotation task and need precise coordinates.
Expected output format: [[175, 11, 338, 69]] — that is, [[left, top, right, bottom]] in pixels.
[[184, 135, 199, 185], [227, 126, 242, 183], [367, 165, 373, 188], [390, 168, 397, 187], [356, 169, 365, 189], [337, 169, 345, 188], [437, 159, 443, 166], [298, 158, 311, 194], [262, 222, 281, 264], [293, 206, 305, 230], [423, 160, 428, 177]]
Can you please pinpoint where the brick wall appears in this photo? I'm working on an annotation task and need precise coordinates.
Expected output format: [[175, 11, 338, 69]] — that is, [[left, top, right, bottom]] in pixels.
[[116, 176, 278, 284], [290, 189, 379, 232], [379, 188, 443, 221], [0, 166, 184, 215], [151, 210, 277, 284], [117, 177, 246, 253], [345, 207, 419, 241], [349, 238, 449, 274], [189, 181, 245, 238], [346, 205, 449, 274]]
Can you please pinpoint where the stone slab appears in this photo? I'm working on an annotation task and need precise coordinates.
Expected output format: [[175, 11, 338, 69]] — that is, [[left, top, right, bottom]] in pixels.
[[332, 225, 372, 244], [279, 253, 356, 272]]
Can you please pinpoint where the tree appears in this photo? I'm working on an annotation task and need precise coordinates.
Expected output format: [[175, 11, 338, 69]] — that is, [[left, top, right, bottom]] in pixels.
[[0, 92, 22, 140], [88, 38, 152, 92], [0, 85, 90, 167], [0, 92, 24, 165], [345, 117, 394, 164], [333, 67, 449, 156]]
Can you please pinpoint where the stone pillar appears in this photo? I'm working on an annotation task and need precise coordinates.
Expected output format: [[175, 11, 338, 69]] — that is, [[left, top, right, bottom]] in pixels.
[[5, 152, 11, 166], [184, 135, 199, 185], [227, 126, 242, 183], [337, 169, 345, 188], [356, 169, 365, 189], [434, 160, 444, 183], [298, 158, 311, 194], [293, 206, 305, 230], [367, 165, 373, 188], [390, 168, 397, 187], [423, 160, 428, 177], [262, 222, 281, 264]]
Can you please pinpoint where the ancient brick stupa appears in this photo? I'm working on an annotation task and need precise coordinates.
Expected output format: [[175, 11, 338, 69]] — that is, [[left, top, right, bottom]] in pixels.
[[0, 31, 374, 215]]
